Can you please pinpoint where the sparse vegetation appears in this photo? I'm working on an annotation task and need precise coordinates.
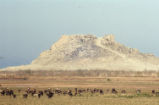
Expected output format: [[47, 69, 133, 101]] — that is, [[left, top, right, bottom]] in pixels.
[[0, 70, 159, 105], [0, 70, 159, 78], [106, 78, 111, 82]]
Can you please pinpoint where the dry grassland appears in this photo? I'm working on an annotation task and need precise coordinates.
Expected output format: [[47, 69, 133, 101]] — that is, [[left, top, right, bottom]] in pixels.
[[0, 70, 159, 105]]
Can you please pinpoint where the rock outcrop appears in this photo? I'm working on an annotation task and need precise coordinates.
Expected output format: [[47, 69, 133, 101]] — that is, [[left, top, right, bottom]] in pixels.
[[1, 34, 159, 71]]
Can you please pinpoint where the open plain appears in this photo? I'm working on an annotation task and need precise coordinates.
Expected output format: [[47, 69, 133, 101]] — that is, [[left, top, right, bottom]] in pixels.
[[0, 70, 159, 105]]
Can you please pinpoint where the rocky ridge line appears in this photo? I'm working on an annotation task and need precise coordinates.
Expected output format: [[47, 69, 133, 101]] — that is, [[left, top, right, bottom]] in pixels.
[[1, 34, 159, 71]]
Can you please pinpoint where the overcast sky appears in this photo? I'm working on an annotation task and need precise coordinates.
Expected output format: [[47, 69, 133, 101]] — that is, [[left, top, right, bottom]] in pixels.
[[0, 0, 159, 68]]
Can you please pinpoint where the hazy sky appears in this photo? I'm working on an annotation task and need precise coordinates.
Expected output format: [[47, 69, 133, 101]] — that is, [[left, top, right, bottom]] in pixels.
[[0, 0, 159, 68]]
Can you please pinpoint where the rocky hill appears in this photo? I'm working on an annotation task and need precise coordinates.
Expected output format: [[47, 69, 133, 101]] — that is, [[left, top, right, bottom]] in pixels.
[[1, 34, 159, 71]]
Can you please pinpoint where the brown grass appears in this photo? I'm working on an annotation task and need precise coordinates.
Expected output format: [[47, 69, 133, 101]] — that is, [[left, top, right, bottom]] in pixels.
[[0, 70, 159, 105]]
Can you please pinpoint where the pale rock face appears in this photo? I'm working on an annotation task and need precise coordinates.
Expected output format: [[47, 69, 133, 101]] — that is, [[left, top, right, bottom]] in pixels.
[[1, 34, 159, 71]]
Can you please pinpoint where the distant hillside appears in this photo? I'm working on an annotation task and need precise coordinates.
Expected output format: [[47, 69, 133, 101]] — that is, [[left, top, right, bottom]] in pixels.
[[1, 34, 159, 71]]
